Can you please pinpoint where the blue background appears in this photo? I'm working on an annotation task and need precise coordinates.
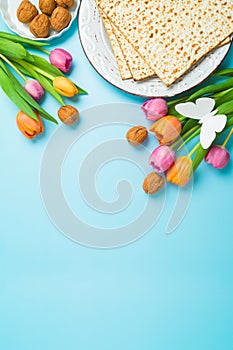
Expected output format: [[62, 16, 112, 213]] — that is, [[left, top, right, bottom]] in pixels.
[[0, 10, 233, 350]]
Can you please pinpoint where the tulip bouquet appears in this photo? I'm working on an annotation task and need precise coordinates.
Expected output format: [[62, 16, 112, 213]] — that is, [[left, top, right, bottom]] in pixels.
[[0, 31, 87, 139], [137, 70, 233, 192]]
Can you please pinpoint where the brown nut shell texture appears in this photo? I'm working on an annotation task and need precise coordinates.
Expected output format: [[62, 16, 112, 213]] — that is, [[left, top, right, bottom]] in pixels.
[[58, 105, 79, 126], [50, 7, 72, 32], [56, 0, 74, 8], [126, 126, 148, 146], [143, 172, 164, 195], [17, 0, 38, 23], [29, 14, 50, 38], [39, 0, 57, 15]]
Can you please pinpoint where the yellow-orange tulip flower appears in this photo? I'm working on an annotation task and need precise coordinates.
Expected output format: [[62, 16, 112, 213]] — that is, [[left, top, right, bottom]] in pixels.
[[150, 115, 182, 145], [16, 110, 44, 139], [166, 156, 192, 187], [53, 76, 78, 97]]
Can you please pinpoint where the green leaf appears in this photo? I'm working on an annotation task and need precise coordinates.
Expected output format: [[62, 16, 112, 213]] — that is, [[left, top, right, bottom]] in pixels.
[[0, 59, 7, 73], [4, 64, 58, 124], [11, 62, 30, 76], [187, 77, 233, 101], [213, 68, 233, 77], [0, 66, 38, 121], [192, 145, 209, 172], [218, 100, 233, 115], [0, 38, 27, 59], [0, 31, 50, 47], [177, 127, 200, 152], [181, 119, 199, 135], [215, 88, 233, 106], [25, 54, 66, 78], [24, 55, 88, 94], [34, 74, 65, 106], [24, 52, 35, 63], [225, 117, 233, 130], [0, 60, 57, 124], [74, 84, 88, 95], [168, 105, 183, 118], [13, 60, 65, 106]]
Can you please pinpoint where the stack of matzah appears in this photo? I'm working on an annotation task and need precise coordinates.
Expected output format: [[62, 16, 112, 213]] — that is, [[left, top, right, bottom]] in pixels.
[[95, 0, 233, 86]]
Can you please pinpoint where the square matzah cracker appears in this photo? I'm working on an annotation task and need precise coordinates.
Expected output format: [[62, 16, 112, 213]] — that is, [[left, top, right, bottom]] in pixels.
[[99, 0, 233, 86], [98, 6, 156, 80], [110, 21, 156, 80], [99, 10, 132, 80]]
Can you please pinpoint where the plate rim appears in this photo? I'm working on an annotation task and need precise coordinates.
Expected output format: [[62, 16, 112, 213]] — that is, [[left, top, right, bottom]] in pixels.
[[78, 0, 232, 98]]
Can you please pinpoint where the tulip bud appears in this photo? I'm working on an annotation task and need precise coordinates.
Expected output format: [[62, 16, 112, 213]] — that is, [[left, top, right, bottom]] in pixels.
[[141, 98, 168, 121], [149, 115, 182, 145], [58, 105, 79, 126], [16, 110, 44, 139], [166, 156, 192, 187], [24, 79, 44, 101], [53, 76, 78, 97], [49, 48, 72, 73], [149, 145, 175, 172], [205, 145, 230, 169]]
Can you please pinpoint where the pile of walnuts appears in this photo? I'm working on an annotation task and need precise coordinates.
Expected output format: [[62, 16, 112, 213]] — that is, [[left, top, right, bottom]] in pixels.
[[17, 0, 74, 38]]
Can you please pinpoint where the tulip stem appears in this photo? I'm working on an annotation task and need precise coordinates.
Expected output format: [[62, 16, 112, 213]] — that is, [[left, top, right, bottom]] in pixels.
[[189, 142, 200, 157], [212, 88, 233, 100], [29, 65, 54, 80], [177, 128, 201, 152], [37, 47, 50, 55], [14, 59, 55, 81], [0, 53, 27, 81], [171, 125, 200, 149], [167, 95, 188, 106], [222, 127, 233, 148]]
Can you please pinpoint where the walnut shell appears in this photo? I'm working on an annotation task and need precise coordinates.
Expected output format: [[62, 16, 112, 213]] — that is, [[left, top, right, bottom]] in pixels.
[[50, 7, 72, 32], [58, 105, 79, 126], [126, 126, 148, 146], [29, 14, 50, 38], [39, 0, 57, 15], [142, 172, 164, 195], [17, 0, 38, 24], [55, 0, 74, 8]]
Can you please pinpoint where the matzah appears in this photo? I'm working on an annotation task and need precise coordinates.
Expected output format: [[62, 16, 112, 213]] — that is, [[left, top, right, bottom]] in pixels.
[[98, 7, 156, 80], [98, 0, 233, 86], [99, 10, 132, 80], [110, 21, 156, 80]]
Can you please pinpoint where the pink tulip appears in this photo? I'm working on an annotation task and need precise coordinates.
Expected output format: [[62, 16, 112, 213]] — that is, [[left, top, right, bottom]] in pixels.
[[149, 145, 175, 172], [49, 48, 72, 73], [24, 80, 44, 101], [141, 98, 168, 121], [205, 145, 230, 169]]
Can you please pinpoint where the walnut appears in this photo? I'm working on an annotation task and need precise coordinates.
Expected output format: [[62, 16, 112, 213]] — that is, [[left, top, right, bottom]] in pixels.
[[126, 126, 148, 146], [50, 7, 72, 31], [55, 0, 74, 8], [17, 1, 38, 23], [39, 0, 57, 15], [58, 105, 79, 126], [29, 14, 50, 38], [142, 172, 164, 195]]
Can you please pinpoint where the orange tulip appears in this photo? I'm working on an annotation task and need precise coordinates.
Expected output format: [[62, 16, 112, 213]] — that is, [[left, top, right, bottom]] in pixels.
[[53, 76, 78, 97], [166, 156, 192, 187], [16, 110, 44, 139], [149, 115, 182, 145]]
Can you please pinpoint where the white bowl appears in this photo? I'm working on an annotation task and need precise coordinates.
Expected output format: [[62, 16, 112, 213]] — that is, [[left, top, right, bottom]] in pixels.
[[0, 0, 80, 41]]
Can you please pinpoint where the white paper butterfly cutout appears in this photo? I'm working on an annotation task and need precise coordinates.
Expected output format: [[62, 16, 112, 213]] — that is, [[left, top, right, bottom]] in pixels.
[[175, 98, 227, 149]]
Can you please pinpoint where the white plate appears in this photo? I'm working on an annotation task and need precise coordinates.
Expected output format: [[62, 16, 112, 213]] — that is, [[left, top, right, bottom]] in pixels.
[[0, 0, 80, 41], [78, 0, 232, 98]]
